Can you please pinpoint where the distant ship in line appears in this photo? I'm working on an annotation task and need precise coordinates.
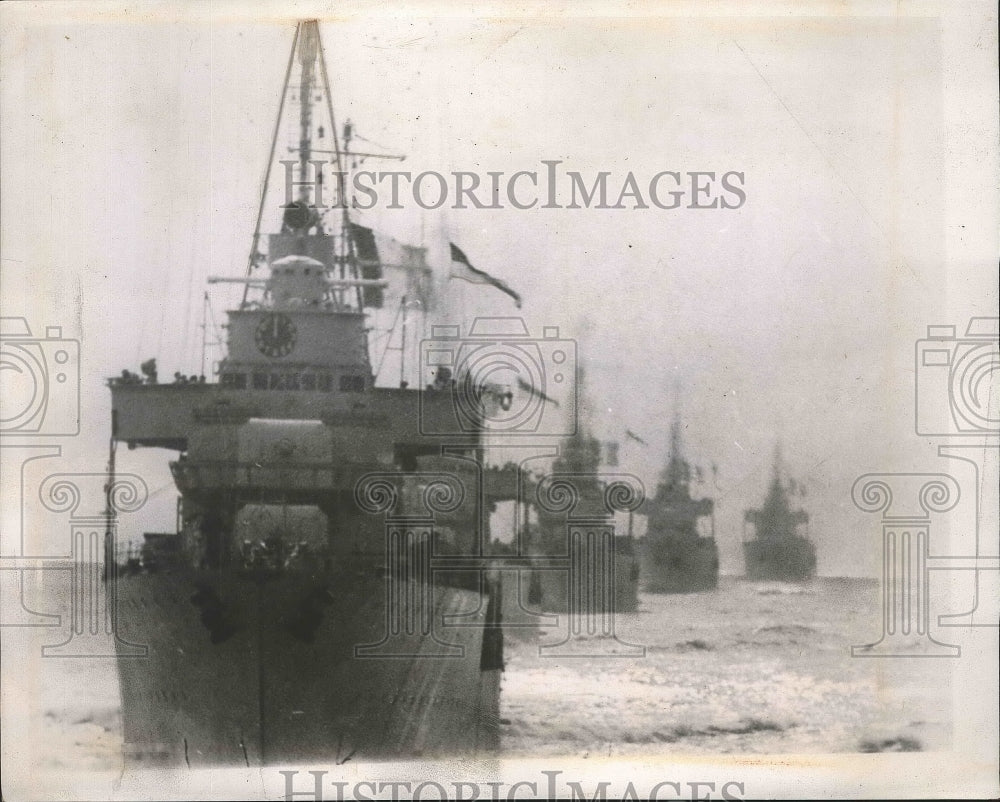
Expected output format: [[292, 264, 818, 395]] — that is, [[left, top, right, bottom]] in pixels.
[[527, 422, 641, 614], [742, 447, 816, 582], [522, 368, 641, 615], [641, 415, 718, 593]]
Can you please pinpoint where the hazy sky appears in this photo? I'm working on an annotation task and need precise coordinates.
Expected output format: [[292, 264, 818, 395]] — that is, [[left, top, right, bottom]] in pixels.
[[2, 5, 997, 576]]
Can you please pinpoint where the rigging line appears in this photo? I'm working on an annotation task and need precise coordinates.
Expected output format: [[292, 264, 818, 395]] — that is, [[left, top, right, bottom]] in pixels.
[[181, 215, 199, 372], [154, 192, 175, 358], [316, 20, 344, 238], [200, 292, 207, 377], [315, 22, 352, 283], [206, 293, 224, 347], [146, 480, 180, 499], [733, 40, 888, 245], [132, 225, 151, 364], [317, 27, 343, 177], [374, 302, 405, 378], [316, 23, 363, 309], [242, 22, 301, 306], [373, 336, 393, 380], [133, 300, 144, 366], [352, 132, 400, 153], [367, 327, 393, 348]]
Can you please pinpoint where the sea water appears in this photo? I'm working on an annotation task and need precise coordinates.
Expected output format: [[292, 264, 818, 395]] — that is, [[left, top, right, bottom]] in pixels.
[[501, 577, 951, 756], [1, 572, 951, 779]]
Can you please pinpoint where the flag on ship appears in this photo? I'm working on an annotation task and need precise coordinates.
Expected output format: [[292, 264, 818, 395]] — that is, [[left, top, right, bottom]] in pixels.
[[348, 223, 383, 307], [349, 223, 433, 309], [516, 376, 558, 406], [449, 242, 522, 308], [625, 429, 648, 446]]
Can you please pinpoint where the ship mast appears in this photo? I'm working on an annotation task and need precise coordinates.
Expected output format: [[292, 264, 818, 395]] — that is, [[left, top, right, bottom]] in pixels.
[[236, 21, 403, 314], [663, 412, 689, 490], [296, 23, 317, 207], [239, 21, 351, 306], [206, 20, 414, 387]]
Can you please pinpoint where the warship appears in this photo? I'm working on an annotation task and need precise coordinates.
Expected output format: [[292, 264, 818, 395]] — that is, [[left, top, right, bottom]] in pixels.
[[525, 372, 640, 615], [107, 21, 514, 766], [641, 416, 718, 593], [742, 447, 816, 581]]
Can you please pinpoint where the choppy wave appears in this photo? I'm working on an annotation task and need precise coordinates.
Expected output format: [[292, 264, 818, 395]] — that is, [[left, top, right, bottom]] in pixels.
[[6, 571, 949, 774]]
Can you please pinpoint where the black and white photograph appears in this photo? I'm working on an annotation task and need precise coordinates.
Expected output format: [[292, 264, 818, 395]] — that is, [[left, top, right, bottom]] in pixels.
[[1, 2, 997, 799]]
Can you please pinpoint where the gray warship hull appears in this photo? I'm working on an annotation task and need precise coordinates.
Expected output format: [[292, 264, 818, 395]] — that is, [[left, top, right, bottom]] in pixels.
[[528, 537, 641, 615], [114, 565, 501, 765], [641, 535, 718, 593], [743, 536, 816, 582]]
